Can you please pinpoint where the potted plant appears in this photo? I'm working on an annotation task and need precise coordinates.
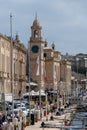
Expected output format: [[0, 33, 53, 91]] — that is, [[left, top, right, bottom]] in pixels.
[[14, 118, 18, 130], [14, 124, 18, 130], [22, 121, 26, 130], [26, 116, 31, 126], [34, 113, 38, 122]]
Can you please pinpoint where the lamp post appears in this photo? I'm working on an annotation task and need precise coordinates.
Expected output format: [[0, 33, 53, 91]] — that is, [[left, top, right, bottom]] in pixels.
[[76, 57, 79, 97], [45, 90, 48, 121], [57, 81, 61, 110], [44, 53, 48, 120], [10, 14, 14, 129], [1, 71, 5, 117], [39, 81, 41, 118], [28, 41, 31, 104], [57, 85, 59, 110], [86, 72, 87, 94]]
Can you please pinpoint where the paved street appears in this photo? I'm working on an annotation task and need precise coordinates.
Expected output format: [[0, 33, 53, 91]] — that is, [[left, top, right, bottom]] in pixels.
[[25, 111, 72, 130], [25, 105, 77, 130]]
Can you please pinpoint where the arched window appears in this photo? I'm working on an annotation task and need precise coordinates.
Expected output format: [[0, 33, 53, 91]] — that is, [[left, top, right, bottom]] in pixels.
[[34, 30, 38, 38]]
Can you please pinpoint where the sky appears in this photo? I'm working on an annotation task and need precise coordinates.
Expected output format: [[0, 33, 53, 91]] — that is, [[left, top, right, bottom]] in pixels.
[[0, 0, 87, 55]]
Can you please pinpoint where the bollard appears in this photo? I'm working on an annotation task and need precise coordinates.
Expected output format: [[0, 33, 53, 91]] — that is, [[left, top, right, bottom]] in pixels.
[[41, 121, 45, 129], [50, 116, 54, 120]]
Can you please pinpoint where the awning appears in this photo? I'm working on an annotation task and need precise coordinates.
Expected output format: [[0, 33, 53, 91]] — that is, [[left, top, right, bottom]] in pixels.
[[0, 93, 12, 102], [26, 82, 38, 86], [35, 90, 46, 96], [48, 90, 57, 94], [23, 90, 46, 96]]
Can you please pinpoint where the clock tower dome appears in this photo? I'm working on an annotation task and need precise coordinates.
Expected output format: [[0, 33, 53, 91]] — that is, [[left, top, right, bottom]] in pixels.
[[30, 16, 42, 42], [29, 16, 46, 90]]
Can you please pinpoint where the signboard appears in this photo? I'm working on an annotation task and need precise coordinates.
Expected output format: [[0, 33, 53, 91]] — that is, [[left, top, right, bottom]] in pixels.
[[30, 101, 35, 105]]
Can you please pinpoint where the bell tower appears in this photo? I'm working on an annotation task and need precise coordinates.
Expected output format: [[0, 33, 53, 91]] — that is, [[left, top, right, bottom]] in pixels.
[[29, 16, 46, 90], [30, 16, 42, 42]]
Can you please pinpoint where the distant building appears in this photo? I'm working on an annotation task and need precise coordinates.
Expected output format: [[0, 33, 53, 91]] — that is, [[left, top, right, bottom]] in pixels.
[[63, 53, 87, 95], [60, 59, 71, 95]]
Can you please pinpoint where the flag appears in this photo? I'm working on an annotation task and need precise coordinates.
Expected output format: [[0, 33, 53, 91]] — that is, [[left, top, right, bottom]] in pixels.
[[41, 44, 44, 58], [44, 68, 47, 81], [36, 56, 40, 76], [53, 69, 56, 80]]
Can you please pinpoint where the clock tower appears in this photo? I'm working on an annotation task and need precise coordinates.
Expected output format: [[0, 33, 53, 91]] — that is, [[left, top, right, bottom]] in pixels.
[[29, 16, 46, 90]]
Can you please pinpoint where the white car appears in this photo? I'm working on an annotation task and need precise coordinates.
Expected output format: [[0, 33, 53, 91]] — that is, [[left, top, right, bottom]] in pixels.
[[7, 109, 19, 119], [16, 103, 25, 108], [26, 105, 30, 113]]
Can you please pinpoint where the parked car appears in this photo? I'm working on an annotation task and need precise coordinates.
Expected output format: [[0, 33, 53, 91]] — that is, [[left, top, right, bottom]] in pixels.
[[7, 108, 19, 119], [16, 103, 25, 108], [26, 105, 30, 112], [14, 109, 19, 118]]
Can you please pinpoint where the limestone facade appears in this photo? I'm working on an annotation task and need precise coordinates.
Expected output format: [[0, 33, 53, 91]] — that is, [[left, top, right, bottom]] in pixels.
[[13, 35, 27, 98], [0, 34, 27, 98], [60, 59, 71, 95], [29, 17, 71, 93], [0, 34, 11, 96]]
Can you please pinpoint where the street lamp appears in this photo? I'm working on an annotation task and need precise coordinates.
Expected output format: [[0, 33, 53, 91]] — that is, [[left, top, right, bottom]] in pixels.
[[28, 41, 31, 107], [44, 52, 49, 120], [57, 81, 61, 110], [10, 14, 14, 128], [76, 57, 79, 96], [39, 81, 41, 118], [1, 71, 5, 117]]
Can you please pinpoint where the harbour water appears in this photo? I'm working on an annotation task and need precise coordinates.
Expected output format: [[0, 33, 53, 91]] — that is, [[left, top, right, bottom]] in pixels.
[[69, 111, 87, 130]]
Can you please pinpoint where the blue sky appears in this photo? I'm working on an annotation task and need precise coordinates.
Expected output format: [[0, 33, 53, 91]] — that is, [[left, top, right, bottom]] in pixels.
[[0, 0, 87, 55]]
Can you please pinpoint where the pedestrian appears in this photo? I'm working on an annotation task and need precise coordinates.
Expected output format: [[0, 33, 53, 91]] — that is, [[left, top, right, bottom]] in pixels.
[[0, 115, 2, 125], [0, 115, 3, 130], [7, 119, 13, 130], [2, 115, 5, 123]]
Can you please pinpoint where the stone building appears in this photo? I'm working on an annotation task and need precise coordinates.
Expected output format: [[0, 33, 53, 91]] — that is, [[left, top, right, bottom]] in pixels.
[[60, 59, 71, 95], [13, 34, 27, 98], [0, 33, 27, 99], [0, 34, 11, 97], [29, 16, 46, 90], [29, 16, 71, 93], [44, 42, 61, 90]]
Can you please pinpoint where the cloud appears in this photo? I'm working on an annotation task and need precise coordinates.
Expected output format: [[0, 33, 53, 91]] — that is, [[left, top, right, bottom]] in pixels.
[[0, 0, 87, 54]]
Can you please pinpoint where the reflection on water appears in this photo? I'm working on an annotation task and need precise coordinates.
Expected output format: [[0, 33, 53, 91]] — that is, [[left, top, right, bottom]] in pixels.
[[68, 112, 87, 130]]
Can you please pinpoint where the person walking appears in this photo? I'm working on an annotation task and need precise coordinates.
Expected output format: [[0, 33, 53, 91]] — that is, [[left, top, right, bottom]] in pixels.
[[7, 119, 13, 130]]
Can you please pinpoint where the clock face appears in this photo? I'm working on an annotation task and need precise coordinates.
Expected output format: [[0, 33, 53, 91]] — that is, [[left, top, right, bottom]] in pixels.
[[32, 45, 39, 53]]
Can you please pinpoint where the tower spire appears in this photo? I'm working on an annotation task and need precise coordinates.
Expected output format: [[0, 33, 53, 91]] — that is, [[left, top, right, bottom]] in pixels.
[[35, 12, 37, 20]]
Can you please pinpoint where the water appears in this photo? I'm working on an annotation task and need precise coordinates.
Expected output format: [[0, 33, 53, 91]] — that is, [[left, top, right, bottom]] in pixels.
[[69, 112, 87, 130]]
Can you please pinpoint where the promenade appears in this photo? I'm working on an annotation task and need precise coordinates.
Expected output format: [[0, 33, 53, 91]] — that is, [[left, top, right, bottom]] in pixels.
[[25, 107, 74, 130]]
